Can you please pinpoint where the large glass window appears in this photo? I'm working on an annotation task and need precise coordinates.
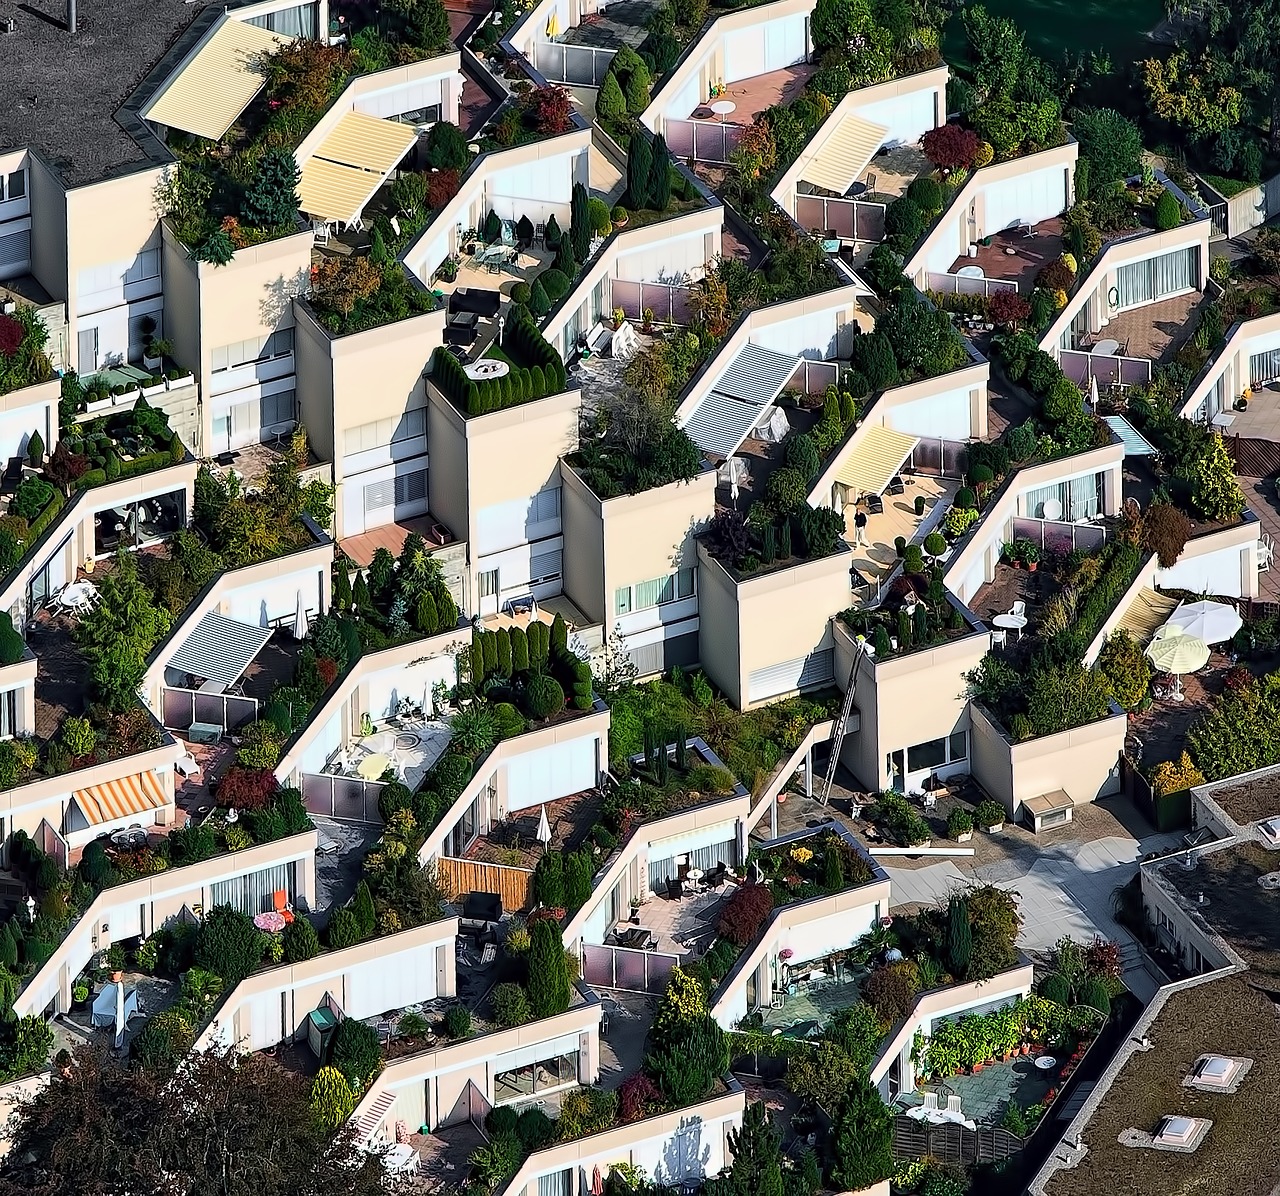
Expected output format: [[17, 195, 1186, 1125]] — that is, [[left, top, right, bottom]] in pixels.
[[0, 689, 18, 739], [211, 328, 294, 373], [246, 2, 318, 39], [615, 568, 695, 616], [1023, 472, 1103, 521], [92, 489, 184, 557], [494, 1052, 578, 1105], [1115, 247, 1197, 309], [343, 408, 426, 456]]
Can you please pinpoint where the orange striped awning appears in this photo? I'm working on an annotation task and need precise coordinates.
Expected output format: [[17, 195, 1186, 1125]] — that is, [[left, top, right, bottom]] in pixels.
[[72, 772, 169, 827]]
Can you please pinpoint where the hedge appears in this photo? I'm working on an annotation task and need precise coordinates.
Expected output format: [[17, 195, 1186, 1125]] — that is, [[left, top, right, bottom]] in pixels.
[[430, 311, 567, 416]]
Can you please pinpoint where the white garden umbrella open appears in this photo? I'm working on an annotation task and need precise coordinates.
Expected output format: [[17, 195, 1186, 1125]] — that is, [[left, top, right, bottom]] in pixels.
[[1165, 600, 1242, 645], [1145, 625, 1210, 702]]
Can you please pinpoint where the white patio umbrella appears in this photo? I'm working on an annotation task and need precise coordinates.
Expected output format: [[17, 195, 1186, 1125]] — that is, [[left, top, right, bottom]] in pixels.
[[536, 804, 552, 854], [1145, 625, 1210, 702], [293, 590, 308, 640], [1089, 374, 1100, 410], [1165, 600, 1242, 645]]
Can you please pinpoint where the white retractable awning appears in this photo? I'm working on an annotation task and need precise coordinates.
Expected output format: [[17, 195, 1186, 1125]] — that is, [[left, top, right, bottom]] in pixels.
[[802, 113, 889, 196], [145, 17, 290, 141], [298, 110, 418, 226], [681, 343, 801, 458], [168, 611, 272, 688], [835, 425, 919, 497]]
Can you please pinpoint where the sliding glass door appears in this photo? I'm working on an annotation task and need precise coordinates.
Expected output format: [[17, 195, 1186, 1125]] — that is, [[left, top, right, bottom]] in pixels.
[[1115, 247, 1197, 310]]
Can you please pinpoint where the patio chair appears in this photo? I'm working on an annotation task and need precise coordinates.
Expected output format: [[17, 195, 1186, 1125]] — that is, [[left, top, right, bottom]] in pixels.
[[886, 475, 905, 496], [1009, 600, 1026, 621], [923, 1092, 939, 1111], [534, 222, 546, 246], [864, 172, 877, 192], [272, 890, 295, 925], [991, 628, 1007, 650], [666, 876, 683, 900]]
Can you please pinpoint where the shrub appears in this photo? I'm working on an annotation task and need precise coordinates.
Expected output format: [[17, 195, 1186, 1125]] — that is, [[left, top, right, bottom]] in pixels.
[[597, 71, 626, 122], [282, 915, 321, 962], [785, 433, 820, 480], [1081, 976, 1111, 1016], [924, 532, 948, 559], [193, 905, 264, 985], [717, 883, 774, 946], [619, 1073, 663, 1122], [1152, 186, 1181, 230], [884, 197, 927, 252], [1043, 375, 1083, 424], [332, 1017, 383, 1088], [526, 674, 565, 719], [922, 124, 980, 170], [326, 908, 362, 950], [1097, 630, 1152, 711], [849, 331, 898, 391], [975, 799, 1005, 828], [443, 1002, 472, 1038], [516, 1107, 556, 1152], [540, 268, 570, 302], [492, 982, 532, 1027], [864, 960, 920, 1026], [947, 807, 974, 838], [906, 176, 944, 213], [902, 544, 925, 574], [764, 467, 807, 514], [1191, 433, 1245, 522], [1151, 750, 1206, 797], [1037, 259, 1075, 293], [310, 1067, 355, 1130]]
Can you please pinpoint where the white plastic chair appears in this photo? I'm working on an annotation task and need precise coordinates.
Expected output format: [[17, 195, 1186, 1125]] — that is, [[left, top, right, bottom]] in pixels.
[[991, 628, 1007, 649], [1260, 542, 1273, 574], [1009, 600, 1026, 620]]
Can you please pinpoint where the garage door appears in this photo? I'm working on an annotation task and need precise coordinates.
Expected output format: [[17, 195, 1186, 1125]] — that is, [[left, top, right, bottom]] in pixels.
[[763, 16, 806, 72], [983, 166, 1067, 234], [506, 736, 598, 812], [724, 28, 765, 82], [747, 648, 834, 704]]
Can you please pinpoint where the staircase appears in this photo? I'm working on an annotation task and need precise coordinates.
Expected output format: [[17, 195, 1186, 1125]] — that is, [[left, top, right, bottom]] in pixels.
[[353, 1088, 395, 1145], [818, 642, 866, 804]]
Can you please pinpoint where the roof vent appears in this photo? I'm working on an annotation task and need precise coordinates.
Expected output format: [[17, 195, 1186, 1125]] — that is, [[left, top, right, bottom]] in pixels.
[[1260, 816, 1280, 846], [1156, 1116, 1196, 1145], [1195, 1056, 1234, 1087]]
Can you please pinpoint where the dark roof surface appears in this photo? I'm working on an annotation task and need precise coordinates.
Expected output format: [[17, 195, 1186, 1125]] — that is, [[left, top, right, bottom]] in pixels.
[[0, 0, 215, 188], [1044, 974, 1280, 1196]]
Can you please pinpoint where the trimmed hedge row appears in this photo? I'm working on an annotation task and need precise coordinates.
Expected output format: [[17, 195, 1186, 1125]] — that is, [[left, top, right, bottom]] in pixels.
[[431, 313, 567, 417]]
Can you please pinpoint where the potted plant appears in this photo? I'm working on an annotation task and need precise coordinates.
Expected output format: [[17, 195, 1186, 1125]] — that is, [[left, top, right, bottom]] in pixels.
[[146, 336, 173, 370], [641, 306, 655, 334], [976, 799, 1006, 833], [140, 374, 167, 398], [629, 896, 641, 924], [612, 306, 626, 329], [611, 205, 628, 228], [72, 982, 90, 1006], [914, 493, 926, 516], [139, 317, 160, 369], [437, 256, 459, 283], [947, 807, 974, 842], [1016, 539, 1041, 572], [1000, 540, 1016, 566]]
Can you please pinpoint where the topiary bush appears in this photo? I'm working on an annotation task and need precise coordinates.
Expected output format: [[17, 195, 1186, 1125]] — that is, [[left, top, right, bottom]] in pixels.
[[1154, 187, 1181, 231], [906, 176, 944, 213], [525, 674, 565, 720], [765, 467, 807, 514], [1039, 972, 1071, 1006]]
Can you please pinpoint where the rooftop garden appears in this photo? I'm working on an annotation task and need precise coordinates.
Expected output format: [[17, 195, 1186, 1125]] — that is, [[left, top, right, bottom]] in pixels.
[[605, 667, 841, 791], [307, 255, 439, 336], [430, 307, 566, 415], [0, 307, 54, 399], [159, 17, 453, 262], [966, 535, 1144, 741], [702, 500, 845, 580], [841, 565, 975, 658]]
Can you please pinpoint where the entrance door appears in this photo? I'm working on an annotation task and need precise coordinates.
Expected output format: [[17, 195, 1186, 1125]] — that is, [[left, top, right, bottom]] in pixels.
[[476, 567, 499, 617]]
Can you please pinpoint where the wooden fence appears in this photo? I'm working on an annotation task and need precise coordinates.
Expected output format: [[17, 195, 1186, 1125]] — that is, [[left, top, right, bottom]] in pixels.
[[439, 856, 536, 913], [892, 1116, 1023, 1164]]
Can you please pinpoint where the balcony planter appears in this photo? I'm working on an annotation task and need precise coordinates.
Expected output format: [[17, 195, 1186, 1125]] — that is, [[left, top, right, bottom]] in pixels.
[[981, 820, 1004, 833], [956, 830, 973, 842], [141, 381, 167, 398], [86, 397, 112, 413], [143, 353, 163, 372], [166, 373, 195, 390], [908, 837, 932, 849], [113, 388, 141, 406]]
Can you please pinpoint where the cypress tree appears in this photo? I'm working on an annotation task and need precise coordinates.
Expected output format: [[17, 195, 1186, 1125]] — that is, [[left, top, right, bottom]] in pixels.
[[351, 881, 376, 939], [649, 134, 672, 211], [510, 624, 530, 672], [482, 630, 498, 675], [570, 181, 591, 260], [550, 612, 568, 653], [415, 592, 438, 634], [352, 571, 371, 613], [471, 627, 486, 685], [436, 588, 458, 631], [529, 919, 570, 1016], [496, 627, 512, 676], [628, 133, 652, 210], [947, 896, 972, 979], [333, 567, 352, 611]]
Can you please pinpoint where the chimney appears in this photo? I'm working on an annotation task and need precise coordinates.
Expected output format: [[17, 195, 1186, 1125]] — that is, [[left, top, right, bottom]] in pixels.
[[67, 0, 75, 33]]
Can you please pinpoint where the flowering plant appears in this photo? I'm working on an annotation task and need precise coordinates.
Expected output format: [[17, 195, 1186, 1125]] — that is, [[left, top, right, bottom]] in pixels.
[[789, 846, 813, 864], [779, 948, 794, 961]]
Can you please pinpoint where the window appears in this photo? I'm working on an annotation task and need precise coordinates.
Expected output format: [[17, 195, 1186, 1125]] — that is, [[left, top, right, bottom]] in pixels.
[[538, 1171, 573, 1196], [0, 689, 17, 739], [906, 738, 946, 772], [343, 408, 426, 455], [391, 104, 442, 126], [494, 1052, 578, 1104], [1024, 472, 1102, 521], [529, 486, 561, 524], [124, 249, 160, 285], [246, 2, 318, 38], [394, 469, 427, 505], [1115, 247, 1197, 309], [948, 730, 968, 762], [211, 328, 294, 372], [260, 390, 296, 430], [478, 569, 499, 598], [897, 729, 968, 780], [2, 171, 25, 202], [530, 548, 562, 585], [616, 568, 695, 616]]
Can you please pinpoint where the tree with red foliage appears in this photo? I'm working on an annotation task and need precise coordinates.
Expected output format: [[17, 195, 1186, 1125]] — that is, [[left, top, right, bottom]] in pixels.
[[525, 86, 573, 135], [922, 124, 980, 170], [316, 656, 340, 688], [44, 441, 89, 496], [215, 766, 279, 810], [618, 1073, 662, 1122], [426, 168, 460, 210], [0, 314, 22, 357], [717, 882, 775, 946], [988, 290, 1031, 328]]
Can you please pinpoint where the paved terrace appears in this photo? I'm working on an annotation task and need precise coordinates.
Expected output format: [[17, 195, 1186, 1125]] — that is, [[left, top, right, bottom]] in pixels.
[[686, 63, 819, 124], [560, 0, 661, 49], [844, 476, 957, 588], [854, 144, 929, 201], [1080, 290, 1207, 364], [946, 217, 1065, 293]]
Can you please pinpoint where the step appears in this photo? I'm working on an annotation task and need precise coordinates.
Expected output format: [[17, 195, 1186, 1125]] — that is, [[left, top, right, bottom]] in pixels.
[[355, 1089, 395, 1141]]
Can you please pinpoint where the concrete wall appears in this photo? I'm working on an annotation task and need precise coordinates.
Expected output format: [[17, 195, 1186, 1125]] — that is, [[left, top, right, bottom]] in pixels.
[[198, 916, 459, 1052], [696, 541, 853, 710], [969, 702, 1126, 819], [833, 619, 989, 793], [1178, 309, 1280, 420], [16, 831, 318, 1018]]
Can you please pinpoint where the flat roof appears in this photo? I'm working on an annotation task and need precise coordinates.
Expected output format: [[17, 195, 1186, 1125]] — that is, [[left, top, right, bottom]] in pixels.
[[1199, 768, 1280, 828], [0, 0, 216, 188], [1156, 840, 1280, 985], [1043, 973, 1280, 1196]]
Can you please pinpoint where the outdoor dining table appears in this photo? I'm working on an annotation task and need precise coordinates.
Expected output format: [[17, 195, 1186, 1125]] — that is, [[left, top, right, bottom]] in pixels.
[[1091, 338, 1120, 356], [357, 752, 390, 781], [992, 613, 1028, 639], [57, 581, 96, 611], [383, 1144, 418, 1173]]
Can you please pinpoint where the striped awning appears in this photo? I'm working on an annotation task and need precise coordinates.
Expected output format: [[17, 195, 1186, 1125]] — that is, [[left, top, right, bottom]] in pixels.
[[167, 611, 272, 688], [681, 344, 800, 458], [73, 772, 169, 827], [1103, 415, 1157, 457], [145, 17, 290, 141], [298, 111, 418, 225], [802, 113, 889, 197], [835, 426, 919, 497], [1116, 588, 1178, 646]]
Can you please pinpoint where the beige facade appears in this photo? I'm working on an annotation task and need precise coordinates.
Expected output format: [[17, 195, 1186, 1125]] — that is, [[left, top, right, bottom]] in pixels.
[[1177, 308, 1280, 419], [696, 541, 854, 709], [16, 830, 318, 1018], [833, 618, 988, 793], [559, 459, 717, 626], [0, 650, 37, 743], [969, 701, 1127, 819]]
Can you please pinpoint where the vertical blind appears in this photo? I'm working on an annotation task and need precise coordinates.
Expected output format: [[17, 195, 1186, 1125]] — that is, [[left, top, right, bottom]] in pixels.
[[210, 861, 295, 915], [1250, 349, 1280, 387], [1115, 247, 1197, 309], [247, 2, 318, 38], [537, 1170, 573, 1196], [648, 837, 737, 888], [1023, 472, 1101, 521]]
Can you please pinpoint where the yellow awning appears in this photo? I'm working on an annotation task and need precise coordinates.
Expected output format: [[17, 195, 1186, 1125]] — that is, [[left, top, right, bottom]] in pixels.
[[73, 772, 170, 827], [802, 114, 889, 196], [298, 113, 418, 225], [1116, 588, 1178, 646], [835, 426, 919, 498], [146, 17, 290, 142], [315, 111, 419, 176]]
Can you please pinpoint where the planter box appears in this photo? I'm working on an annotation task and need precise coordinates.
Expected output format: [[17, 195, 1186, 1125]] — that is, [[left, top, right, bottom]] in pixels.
[[981, 822, 1004, 833], [956, 830, 973, 842], [143, 354, 162, 371], [113, 389, 141, 406], [166, 374, 195, 390], [909, 838, 932, 849], [86, 398, 112, 413], [141, 383, 167, 398]]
